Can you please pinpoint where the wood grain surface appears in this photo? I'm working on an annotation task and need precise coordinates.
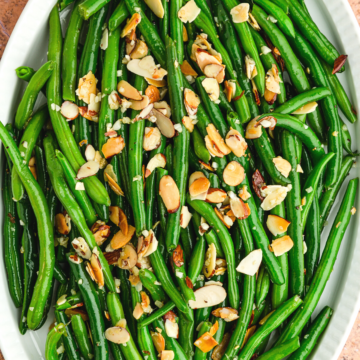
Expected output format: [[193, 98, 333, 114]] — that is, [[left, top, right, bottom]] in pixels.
[[0, 0, 359, 359]]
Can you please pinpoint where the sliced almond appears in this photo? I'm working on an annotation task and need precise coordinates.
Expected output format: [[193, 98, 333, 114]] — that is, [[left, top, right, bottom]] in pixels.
[[152, 109, 175, 138], [145, 77, 167, 87], [140, 291, 153, 313], [266, 214, 290, 236], [292, 101, 318, 115], [206, 124, 231, 155], [151, 331, 166, 353], [255, 116, 277, 130], [196, 49, 222, 73], [159, 175, 180, 213], [230, 197, 251, 220], [264, 89, 277, 105], [143, 127, 162, 151], [189, 285, 227, 309], [271, 235, 294, 256], [182, 116, 194, 132], [205, 135, 224, 158], [91, 221, 111, 246], [144, 0, 164, 17], [104, 172, 124, 197], [224, 80, 235, 102], [102, 136, 125, 159], [203, 243, 217, 279], [72, 237, 91, 259], [121, 13, 141, 38], [144, 230, 158, 257], [184, 88, 201, 116], [214, 207, 232, 229], [180, 60, 198, 77], [202, 78, 220, 101], [105, 327, 130, 344], [145, 153, 166, 178], [111, 225, 136, 250], [145, 85, 161, 104], [77, 71, 97, 104], [61, 101, 79, 120], [245, 55, 256, 80], [189, 171, 206, 186], [212, 307, 239, 322], [137, 235, 150, 260], [223, 161, 245, 187], [261, 187, 289, 211], [118, 244, 138, 269], [272, 156, 291, 178], [225, 129, 248, 157], [245, 118, 262, 139], [172, 244, 184, 267], [178, 0, 201, 23], [133, 302, 144, 320], [137, 104, 154, 120], [236, 249, 262, 276], [230, 3, 250, 23], [129, 95, 150, 110], [85, 144, 96, 161], [69, 253, 83, 264], [75, 160, 100, 180], [161, 350, 175, 360], [154, 101, 171, 118], [180, 206, 192, 228], [127, 57, 158, 80], [109, 206, 128, 235], [206, 188, 227, 204], [165, 319, 179, 338], [89, 253, 105, 288], [189, 177, 211, 198], [238, 185, 251, 201], [265, 65, 281, 94], [130, 40, 148, 59], [204, 64, 225, 84], [118, 80, 143, 100], [55, 213, 71, 235], [194, 332, 218, 353]]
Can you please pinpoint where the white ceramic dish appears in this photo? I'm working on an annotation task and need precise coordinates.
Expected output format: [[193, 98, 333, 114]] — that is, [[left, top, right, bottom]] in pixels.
[[0, 0, 360, 359]]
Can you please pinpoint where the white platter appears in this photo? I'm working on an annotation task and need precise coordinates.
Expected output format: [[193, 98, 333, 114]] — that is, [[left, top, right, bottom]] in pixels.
[[0, 0, 360, 359]]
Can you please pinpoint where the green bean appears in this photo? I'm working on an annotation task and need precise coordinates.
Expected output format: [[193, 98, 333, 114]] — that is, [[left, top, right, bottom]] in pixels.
[[159, 0, 169, 42], [108, 0, 129, 31], [15, 66, 36, 82], [78, 0, 111, 19], [270, 0, 289, 12], [138, 301, 176, 328], [139, 268, 168, 303], [257, 337, 300, 360], [194, 321, 212, 360], [277, 178, 358, 344], [340, 118, 358, 156], [187, 233, 206, 283], [71, 314, 94, 360], [192, 127, 211, 164], [45, 323, 67, 360], [59, 0, 75, 11], [256, 265, 270, 308], [15, 61, 54, 130], [288, 306, 332, 360], [56, 293, 83, 310], [179, 308, 195, 360], [165, 144, 173, 177], [62, 0, 84, 102], [170, 0, 184, 62], [156, 168, 169, 235]]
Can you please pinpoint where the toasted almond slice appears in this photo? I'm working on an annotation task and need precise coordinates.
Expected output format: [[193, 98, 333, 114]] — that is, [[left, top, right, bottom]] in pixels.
[[118, 80, 143, 100], [224, 80, 234, 102], [272, 156, 291, 178], [180, 206, 193, 229], [130, 40, 148, 60], [184, 88, 201, 116], [189, 285, 227, 309], [255, 116, 277, 130], [205, 135, 224, 158], [265, 66, 281, 94], [104, 167, 124, 196], [133, 302, 144, 320], [154, 101, 171, 118], [85, 145, 96, 161], [244, 55, 256, 79], [102, 136, 125, 159], [215, 67, 226, 84], [203, 64, 225, 85], [144, 230, 158, 257], [129, 95, 150, 110], [121, 13, 141, 38], [118, 244, 138, 269], [261, 187, 288, 211], [196, 49, 222, 73], [145, 153, 167, 178], [172, 244, 184, 267], [251, 79, 261, 106], [164, 318, 179, 339], [189, 177, 211, 197], [145, 77, 167, 87], [264, 89, 277, 105], [230, 197, 251, 220], [206, 188, 227, 204], [78, 71, 97, 104], [61, 101, 79, 120], [91, 221, 111, 246], [271, 235, 294, 256], [105, 327, 130, 344], [145, 85, 161, 104], [69, 253, 83, 264], [137, 103, 154, 120], [189, 171, 206, 186], [65, 308, 89, 322], [206, 124, 231, 156], [225, 129, 248, 157], [144, 0, 164, 17], [161, 350, 175, 360], [76, 160, 99, 180], [223, 161, 245, 187], [194, 331, 218, 353], [238, 185, 251, 201], [245, 118, 262, 139], [140, 291, 153, 313], [236, 249, 262, 276], [127, 58, 156, 79], [72, 237, 92, 259], [159, 175, 180, 213], [137, 235, 150, 260], [182, 115, 194, 132], [180, 60, 198, 77], [90, 253, 104, 288], [202, 78, 220, 101], [212, 307, 239, 322], [230, 3, 250, 23], [151, 331, 166, 353], [292, 101, 318, 114], [143, 127, 162, 151], [199, 161, 215, 172], [178, 0, 201, 23], [266, 214, 290, 236], [109, 206, 128, 235], [152, 108, 175, 138], [55, 213, 70, 235], [214, 207, 231, 229], [203, 243, 217, 279], [110, 225, 136, 250]]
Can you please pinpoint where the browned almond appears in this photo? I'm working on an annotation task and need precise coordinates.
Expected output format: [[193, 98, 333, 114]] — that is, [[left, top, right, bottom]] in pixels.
[[77, 71, 97, 104], [264, 88, 277, 105], [230, 197, 251, 220], [196, 49, 221, 73], [79, 106, 98, 121], [184, 88, 201, 116], [110, 225, 136, 250], [137, 235, 150, 260], [254, 116, 277, 130], [183, 24, 188, 42], [105, 173, 124, 196], [214, 207, 231, 229], [61, 101, 79, 120], [225, 129, 248, 157], [117, 80, 143, 100], [212, 307, 239, 322], [266, 214, 291, 236], [172, 244, 184, 267], [189, 177, 210, 197], [206, 188, 227, 203], [143, 127, 162, 151], [186, 276, 193, 289], [121, 13, 141, 38], [145, 85, 160, 104], [90, 253, 105, 288], [159, 175, 181, 213], [224, 81, 233, 103], [180, 60, 198, 77], [145, 77, 167, 87], [205, 135, 224, 158], [118, 243, 138, 269], [203, 243, 216, 278], [55, 213, 70, 235], [109, 206, 128, 235], [133, 302, 144, 320], [245, 118, 262, 139], [103, 249, 121, 265], [130, 40, 148, 59], [199, 161, 215, 172], [270, 235, 294, 256], [223, 161, 245, 187], [65, 308, 89, 322], [145, 153, 167, 178], [140, 291, 152, 313], [332, 54, 348, 74], [152, 68, 168, 80], [91, 221, 111, 246], [151, 332, 165, 353], [151, 108, 175, 138], [194, 332, 218, 353], [206, 124, 231, 156], [189, 171, 206, 186], [129, 96, 150, 111], [182, 115, 194, 132], [102, 136, 125, 159], [163, 310, 177, 323]]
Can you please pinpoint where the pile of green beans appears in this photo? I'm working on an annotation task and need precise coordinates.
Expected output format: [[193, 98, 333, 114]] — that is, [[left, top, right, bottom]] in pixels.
[[3, 1, 358, 359]]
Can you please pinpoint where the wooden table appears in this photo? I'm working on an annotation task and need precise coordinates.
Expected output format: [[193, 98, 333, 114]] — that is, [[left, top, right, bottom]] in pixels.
[[0, 0, 359, 359]]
